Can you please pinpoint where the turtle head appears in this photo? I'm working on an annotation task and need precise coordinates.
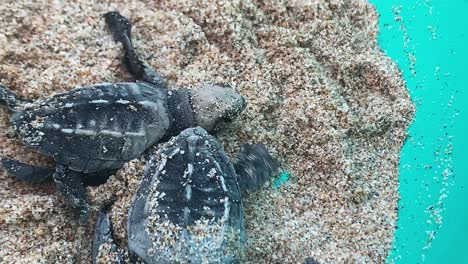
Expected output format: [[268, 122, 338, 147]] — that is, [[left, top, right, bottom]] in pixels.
[[191, 84, 246, 132]]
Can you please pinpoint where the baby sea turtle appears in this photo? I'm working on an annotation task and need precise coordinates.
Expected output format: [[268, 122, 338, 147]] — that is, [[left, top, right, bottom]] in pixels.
[[92, 127, 279, 263], [0, 12, 246, 221]]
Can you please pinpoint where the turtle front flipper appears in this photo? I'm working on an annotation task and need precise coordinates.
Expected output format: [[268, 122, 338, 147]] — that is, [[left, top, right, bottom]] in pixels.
[[232, 144, 280, 192], [2, 158, 54, 183], [103, 12, 167, 89], [52, 165, 90, 222], [0, 84, 29, 112], [92, 204, 125, 264]]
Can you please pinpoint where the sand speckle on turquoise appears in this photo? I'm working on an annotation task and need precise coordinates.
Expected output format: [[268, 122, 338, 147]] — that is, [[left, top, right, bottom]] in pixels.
[[372, 0, 468, 263]]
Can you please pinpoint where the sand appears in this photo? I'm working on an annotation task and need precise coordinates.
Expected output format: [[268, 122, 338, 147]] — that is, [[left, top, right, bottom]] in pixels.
[[0, 0, 414, 263]]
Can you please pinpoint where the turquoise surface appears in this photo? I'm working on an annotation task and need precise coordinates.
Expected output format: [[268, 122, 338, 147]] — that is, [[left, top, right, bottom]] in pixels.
[[371, 0, 468, 263], [273, 171, 290, 189]]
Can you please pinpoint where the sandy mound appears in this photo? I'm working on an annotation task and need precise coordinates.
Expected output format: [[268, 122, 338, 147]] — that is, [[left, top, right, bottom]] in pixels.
[[0, 0, 413, 263]]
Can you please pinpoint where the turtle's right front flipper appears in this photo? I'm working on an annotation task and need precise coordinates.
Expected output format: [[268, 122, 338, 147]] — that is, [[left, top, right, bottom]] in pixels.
[[103, 12, 167, 88], [1, 158, 54, 183], [233, 144, 280, 192], [0, 84, 28, 112], [92, 204, 126, 264]]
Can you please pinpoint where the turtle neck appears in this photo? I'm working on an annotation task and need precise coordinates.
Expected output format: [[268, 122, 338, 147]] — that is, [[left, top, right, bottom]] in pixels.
[[165, 88, 196, 137]]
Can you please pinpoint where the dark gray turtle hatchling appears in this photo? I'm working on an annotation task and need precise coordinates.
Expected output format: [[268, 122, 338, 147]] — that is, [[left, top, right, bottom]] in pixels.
[[92, 127, 279, 263], [0, 12, 246, 221]]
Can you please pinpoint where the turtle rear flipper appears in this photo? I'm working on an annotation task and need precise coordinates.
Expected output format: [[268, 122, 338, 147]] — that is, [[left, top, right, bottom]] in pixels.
[[232, 144, 280, 192], [52, 165, 90, 222], [92, 204, 125, 264], [0, 84, 28, 112], [2, 158, 54, 183]]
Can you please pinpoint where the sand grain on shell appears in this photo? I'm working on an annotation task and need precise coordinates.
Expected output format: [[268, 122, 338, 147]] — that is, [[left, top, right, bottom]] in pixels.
[[0, 0, 413, 263]]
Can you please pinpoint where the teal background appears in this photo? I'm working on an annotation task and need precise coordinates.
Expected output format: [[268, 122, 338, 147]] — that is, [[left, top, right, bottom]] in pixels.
[[370, 0, 468, 263]]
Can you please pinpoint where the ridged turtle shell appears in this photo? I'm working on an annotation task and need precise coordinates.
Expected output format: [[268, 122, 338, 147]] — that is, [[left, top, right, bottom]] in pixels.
[[128, 127, 245, 263], [11, 82, 170, 173]]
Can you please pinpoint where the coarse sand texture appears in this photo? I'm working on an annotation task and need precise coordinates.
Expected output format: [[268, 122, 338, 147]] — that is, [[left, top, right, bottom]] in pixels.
[[0, 1, 413, 263]]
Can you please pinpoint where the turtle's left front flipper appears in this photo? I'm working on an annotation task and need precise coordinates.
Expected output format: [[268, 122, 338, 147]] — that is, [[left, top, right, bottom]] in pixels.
[[103, 11, 167, 88], [232, 144, 280, 192], [2, 158, 55, 183], [53, 165, 90, 222], [92, 204, 125, 264]]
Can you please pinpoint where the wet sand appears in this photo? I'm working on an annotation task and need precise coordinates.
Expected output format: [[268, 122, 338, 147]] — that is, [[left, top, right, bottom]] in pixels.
[[0, 1, 413, 263]]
